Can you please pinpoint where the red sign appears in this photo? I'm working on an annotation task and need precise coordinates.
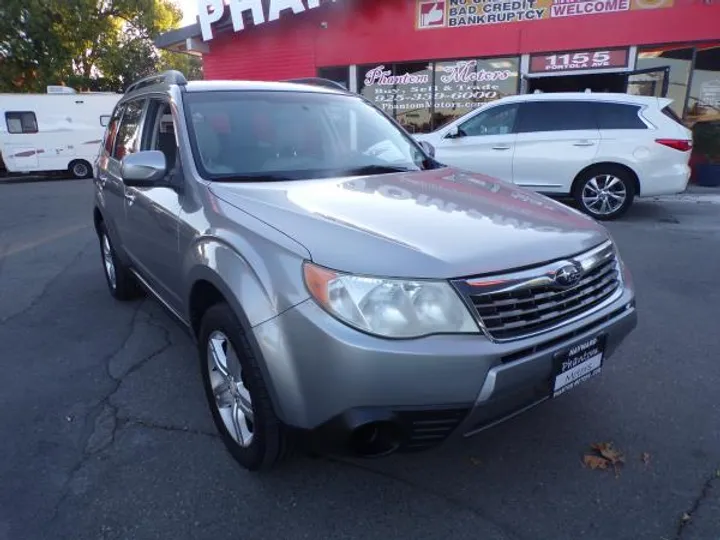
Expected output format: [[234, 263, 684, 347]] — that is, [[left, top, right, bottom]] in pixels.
[[529, 48, 630, 74]]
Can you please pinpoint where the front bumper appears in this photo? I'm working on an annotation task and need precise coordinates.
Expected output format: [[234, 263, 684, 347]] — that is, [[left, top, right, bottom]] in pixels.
[[252, 281, 637, 455]]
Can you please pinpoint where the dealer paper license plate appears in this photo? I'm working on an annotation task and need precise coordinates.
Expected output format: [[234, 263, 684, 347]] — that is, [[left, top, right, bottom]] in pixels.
[[553, 336, 605, 398]]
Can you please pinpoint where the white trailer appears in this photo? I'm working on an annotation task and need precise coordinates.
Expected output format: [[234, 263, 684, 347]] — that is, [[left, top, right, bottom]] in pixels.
[[0, 87, 121, 178]]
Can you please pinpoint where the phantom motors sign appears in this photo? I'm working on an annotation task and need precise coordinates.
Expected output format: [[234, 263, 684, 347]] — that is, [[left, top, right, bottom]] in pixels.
[[198, 0, 339, 41], [529, 48, 631, 73]]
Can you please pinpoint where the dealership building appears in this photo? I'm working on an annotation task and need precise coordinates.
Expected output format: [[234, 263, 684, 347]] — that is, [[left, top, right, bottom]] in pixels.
[[156, 0, 720, 134]]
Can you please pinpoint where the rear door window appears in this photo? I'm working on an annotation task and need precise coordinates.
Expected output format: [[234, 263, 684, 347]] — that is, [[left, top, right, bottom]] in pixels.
[[515, 101, 597, 133], [112, 99, 146, 161], [103, 105, 124, 155], [592, 102, 647, 130]]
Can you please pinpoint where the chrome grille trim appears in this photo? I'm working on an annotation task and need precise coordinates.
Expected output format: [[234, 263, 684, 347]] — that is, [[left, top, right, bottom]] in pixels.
[[453, 241, 623, 342]]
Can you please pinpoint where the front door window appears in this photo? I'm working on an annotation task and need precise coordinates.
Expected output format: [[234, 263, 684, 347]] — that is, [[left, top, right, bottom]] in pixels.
[[457, 104, 519, 137]]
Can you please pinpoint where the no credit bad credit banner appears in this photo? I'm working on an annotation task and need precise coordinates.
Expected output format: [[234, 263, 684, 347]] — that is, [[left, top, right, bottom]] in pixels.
[[416, 0, 674, 29]]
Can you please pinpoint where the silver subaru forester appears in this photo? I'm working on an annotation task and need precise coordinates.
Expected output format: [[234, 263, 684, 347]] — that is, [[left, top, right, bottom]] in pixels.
[[93, 71, 637, 471]]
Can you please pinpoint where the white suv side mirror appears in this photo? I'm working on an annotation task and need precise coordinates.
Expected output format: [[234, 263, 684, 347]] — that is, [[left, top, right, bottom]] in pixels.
[[445, 125, 460, 139]]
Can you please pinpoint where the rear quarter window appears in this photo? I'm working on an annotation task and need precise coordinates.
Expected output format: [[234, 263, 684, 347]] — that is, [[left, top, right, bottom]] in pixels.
[[592, 102, 647, 130], [661, 106, 686, 127]]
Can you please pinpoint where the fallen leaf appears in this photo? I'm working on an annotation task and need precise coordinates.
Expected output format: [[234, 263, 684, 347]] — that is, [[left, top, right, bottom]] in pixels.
[[681, 512, 691, 522], [641, 452, 651, 465], [583, 454, 609, 470], [591, 442, 625, 465]]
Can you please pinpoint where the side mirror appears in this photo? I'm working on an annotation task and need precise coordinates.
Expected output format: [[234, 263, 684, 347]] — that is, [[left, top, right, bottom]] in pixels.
[[418, 140, 436, 158], [121, 151, 167, 187], [445, 125, 460, 139]]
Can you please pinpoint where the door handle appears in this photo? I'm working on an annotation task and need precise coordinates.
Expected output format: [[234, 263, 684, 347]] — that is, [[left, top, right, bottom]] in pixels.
[[124, 191, 136, 205], [573, 141, 596, 147], [492, 145, 511, 150]]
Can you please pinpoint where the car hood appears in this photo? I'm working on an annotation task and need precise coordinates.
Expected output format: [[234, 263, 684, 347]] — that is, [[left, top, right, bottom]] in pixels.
[[208, 167, 610, 278]]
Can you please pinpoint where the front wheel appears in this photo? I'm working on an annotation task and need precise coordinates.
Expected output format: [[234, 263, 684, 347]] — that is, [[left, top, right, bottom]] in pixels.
[[573, 167, 635, 221], [199, 303, 294, 471]]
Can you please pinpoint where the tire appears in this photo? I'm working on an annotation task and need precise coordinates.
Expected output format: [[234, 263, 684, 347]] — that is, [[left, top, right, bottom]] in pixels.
[[69, 159, 92, 179], [199, 302, 294, 471], [572, 166, 635, 221], [98, 222, 141, 301]]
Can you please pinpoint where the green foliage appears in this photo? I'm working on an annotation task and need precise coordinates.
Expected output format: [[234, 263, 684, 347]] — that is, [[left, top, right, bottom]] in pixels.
[[0, 0, 202, 93], [693, 121, 720, 163]]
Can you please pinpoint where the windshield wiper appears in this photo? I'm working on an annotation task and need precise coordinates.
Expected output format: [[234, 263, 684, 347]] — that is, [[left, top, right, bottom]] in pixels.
[[341, 164, 418, 176]]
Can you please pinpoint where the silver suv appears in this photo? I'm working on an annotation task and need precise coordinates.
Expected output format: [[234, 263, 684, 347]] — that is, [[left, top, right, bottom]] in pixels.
[[93, 71, 637, 471]]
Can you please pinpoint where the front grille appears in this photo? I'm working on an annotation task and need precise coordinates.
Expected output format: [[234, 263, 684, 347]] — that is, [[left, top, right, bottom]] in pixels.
[[456, 242, 622, 341]]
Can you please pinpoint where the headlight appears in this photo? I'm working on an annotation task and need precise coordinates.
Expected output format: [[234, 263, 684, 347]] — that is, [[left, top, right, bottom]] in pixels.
[[303, 261, 479, 338]]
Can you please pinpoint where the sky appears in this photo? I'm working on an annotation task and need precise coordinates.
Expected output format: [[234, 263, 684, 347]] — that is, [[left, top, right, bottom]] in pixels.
[[175, 0, 199, 26]]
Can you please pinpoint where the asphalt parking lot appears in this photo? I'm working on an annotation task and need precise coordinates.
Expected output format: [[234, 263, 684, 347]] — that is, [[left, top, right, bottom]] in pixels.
[[1, 178, 719, 540]]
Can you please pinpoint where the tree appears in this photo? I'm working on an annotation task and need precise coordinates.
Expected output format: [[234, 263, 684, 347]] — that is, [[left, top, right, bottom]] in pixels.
[[161, 52, 204, 81], [0, 0, 75, 91], [0, 0, 199, 93]]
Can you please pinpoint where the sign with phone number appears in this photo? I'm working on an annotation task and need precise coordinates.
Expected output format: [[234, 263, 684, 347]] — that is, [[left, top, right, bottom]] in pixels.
[[528, 48, 630, 73]]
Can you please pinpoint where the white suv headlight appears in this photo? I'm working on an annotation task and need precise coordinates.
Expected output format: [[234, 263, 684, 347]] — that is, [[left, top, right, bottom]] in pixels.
[[303, 261, 479, 338]]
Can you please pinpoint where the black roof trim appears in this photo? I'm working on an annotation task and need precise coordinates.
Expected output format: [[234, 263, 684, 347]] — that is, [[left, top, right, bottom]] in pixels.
[[284, 78, 349, 91], [125, 70, 188, 95]]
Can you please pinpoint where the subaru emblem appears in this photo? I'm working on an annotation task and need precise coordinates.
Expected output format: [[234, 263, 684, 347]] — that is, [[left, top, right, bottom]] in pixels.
[[553, 263, 582, 288]]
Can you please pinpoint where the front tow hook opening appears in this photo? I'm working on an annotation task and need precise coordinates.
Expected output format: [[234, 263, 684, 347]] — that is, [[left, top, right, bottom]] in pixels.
[[349, 421, 403, 458]]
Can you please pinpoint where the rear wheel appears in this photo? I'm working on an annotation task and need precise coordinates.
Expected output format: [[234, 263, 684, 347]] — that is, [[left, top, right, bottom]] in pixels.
[[98, 222, 141, 301], [573, 166, 635, 221], [198, 302, 294, 471], [69, 159, 92, 179]]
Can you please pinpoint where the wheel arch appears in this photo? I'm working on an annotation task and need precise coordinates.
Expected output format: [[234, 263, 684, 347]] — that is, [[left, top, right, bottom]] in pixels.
[[93, 206, 104, 237], [186, 267, 287, 422], [572, 161, 641, 197]]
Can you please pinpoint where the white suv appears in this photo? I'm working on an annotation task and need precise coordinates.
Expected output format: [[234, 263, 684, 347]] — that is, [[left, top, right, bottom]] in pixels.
[[415, 93, 692, 220]]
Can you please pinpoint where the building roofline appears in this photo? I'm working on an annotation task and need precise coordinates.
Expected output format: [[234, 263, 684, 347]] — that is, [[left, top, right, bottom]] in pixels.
[[155, 23, 202, 50]]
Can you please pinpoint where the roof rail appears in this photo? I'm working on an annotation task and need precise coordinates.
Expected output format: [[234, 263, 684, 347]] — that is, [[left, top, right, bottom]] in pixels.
[[125, 70, 188, 94], [284, 77, 349, 92]]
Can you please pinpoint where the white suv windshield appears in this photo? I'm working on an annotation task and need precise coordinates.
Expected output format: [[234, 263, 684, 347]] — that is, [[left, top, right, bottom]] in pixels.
[[183, 90, 434, 181]]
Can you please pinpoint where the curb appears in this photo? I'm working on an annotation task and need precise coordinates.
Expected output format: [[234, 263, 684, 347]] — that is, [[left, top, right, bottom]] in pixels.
[[648, 194, 720, 205]]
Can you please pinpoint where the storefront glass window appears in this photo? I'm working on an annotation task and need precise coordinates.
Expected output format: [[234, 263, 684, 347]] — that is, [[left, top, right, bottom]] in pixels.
[[357, 57, 519, 133], [392, 61, 434, 134], [432, 58, 519, 129], [317, 66, 350, 90], [686, 46, 720, 126], [358, 62, 433, 134], [634, 46, 693, 117]]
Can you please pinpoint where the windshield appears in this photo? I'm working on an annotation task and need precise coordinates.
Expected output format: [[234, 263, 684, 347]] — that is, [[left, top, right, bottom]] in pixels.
[[183, 90, 436, 181]]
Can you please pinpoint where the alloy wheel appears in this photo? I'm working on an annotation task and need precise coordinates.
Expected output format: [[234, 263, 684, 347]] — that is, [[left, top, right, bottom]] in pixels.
[[102, 234, 117, 290], [207, 331, 255, 447], [581, 174, 627, 216]]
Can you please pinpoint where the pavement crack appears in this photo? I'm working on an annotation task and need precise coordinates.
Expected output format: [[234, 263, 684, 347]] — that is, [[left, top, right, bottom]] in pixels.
[[675, 468, 720, 539], [1, 237, 94, 324], [119, 417, 219, 439], [325, 456, 527, 540], [50, 299, 178, 524]]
